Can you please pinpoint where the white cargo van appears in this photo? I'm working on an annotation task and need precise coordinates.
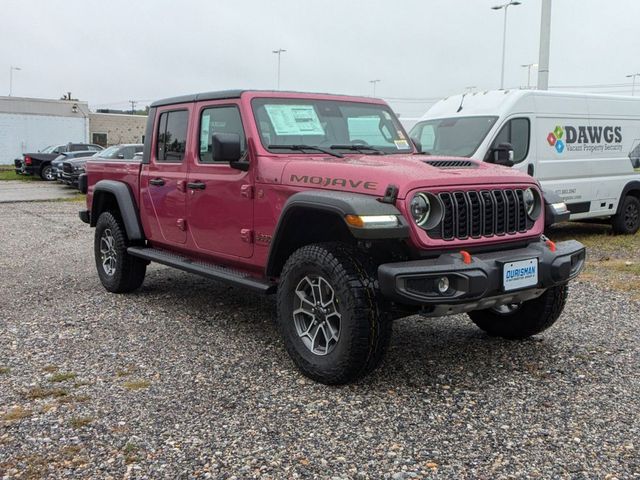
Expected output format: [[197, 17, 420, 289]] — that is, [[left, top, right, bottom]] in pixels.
[[409, 90, 640, 233]]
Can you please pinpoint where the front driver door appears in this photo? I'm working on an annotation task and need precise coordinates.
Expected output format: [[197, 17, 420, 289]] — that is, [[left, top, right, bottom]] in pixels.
[[186, 101, 254, 258]]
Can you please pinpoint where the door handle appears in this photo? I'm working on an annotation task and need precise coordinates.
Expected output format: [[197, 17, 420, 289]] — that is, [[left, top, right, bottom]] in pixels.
[[527, 164, 535, 176], [149, 178, 165, 186], [187, 181, 206, 190]]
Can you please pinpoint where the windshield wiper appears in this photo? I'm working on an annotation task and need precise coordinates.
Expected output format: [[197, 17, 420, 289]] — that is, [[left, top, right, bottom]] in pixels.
[[268, 144, 343, 158], [330, 144, 385, 155]]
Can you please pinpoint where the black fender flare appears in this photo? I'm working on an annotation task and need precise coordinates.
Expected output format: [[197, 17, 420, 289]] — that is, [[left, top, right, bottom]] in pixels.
[[616, 181, 640, 215], [542, 189, 570, 227], [90, 180, 145, 241], [265, 190, 409, 277]]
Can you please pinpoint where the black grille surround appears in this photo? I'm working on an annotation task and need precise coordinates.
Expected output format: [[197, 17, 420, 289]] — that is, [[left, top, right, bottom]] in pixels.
[[62, 162, 73, 173], [425, 188, 535, 241]]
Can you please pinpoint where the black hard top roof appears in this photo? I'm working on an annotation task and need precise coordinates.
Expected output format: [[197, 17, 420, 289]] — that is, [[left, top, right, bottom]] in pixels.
[[150, 90, 245, 108]]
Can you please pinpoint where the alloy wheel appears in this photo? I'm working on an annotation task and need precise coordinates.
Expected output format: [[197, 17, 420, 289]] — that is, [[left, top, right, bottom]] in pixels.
[[99, 228, 117, 276]]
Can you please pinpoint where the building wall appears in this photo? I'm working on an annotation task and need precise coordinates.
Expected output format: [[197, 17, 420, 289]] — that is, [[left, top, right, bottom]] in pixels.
[[0, 113, 88, 163], [89, 113, 147, 146]]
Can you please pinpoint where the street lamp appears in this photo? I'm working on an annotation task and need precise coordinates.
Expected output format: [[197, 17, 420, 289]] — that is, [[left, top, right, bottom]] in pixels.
[[272, 49, 286, 90], [369, 79, 381, 97], [626, 73, 640, 96], [9, 66, 21, 96], [521, 63, 538, 89], [492, 1, 521, 89]]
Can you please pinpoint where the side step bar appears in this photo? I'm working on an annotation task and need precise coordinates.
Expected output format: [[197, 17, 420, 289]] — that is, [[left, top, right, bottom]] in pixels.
[[127, 247, 276, 294]]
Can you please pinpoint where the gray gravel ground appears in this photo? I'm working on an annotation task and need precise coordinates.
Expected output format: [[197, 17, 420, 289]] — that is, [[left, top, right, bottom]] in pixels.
[[1, 201, 639, 479]]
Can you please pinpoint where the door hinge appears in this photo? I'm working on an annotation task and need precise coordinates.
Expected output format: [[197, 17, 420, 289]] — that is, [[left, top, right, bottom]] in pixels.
[[177, 180, 186, 192], [241, 184, 254, 199], [176, 218, 187, 231], [240, 228, 253, 243]]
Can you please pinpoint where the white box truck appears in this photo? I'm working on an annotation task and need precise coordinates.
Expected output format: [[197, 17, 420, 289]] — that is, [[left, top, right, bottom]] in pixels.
[[409, 90, 640, 234]]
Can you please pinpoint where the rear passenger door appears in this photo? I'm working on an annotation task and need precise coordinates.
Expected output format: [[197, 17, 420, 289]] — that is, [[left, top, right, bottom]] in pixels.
[[141, 107, 190, 245]]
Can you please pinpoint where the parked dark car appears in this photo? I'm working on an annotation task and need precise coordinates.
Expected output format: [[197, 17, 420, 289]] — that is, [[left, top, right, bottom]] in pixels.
[[61, 144, 143, 188], [52, 151, 98, 181], [14, 143, 103, 180]]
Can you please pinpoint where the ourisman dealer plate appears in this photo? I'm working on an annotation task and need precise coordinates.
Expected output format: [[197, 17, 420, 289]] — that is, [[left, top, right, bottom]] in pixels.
[[503, 258, 538, 291]]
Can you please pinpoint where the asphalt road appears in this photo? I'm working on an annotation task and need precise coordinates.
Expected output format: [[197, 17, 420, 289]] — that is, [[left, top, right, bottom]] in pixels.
[[0, 180, 78, 203], [0, 202, 638, 479]]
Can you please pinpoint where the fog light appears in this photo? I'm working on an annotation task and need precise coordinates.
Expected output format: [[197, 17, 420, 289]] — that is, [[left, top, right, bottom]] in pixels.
[[437, 276, 450, 294]]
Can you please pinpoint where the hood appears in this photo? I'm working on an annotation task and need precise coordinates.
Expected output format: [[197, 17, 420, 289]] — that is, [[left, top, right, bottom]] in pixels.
[[279, 154, 537, 198]]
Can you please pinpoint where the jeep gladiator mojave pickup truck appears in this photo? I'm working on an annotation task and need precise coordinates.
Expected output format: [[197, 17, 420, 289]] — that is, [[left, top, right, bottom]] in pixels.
[[79, 90, 585, 384]]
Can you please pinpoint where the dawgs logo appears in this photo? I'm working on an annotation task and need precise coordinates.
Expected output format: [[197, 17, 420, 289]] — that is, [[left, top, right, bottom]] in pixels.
[[547, 125, 622, 154], [290, 174, 378, 190]]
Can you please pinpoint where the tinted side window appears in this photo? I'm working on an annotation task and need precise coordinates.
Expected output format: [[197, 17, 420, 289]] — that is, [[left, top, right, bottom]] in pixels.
[[157, 110, 189, 162], [492, 118, 530, 163], [199, 106, 246, 164]]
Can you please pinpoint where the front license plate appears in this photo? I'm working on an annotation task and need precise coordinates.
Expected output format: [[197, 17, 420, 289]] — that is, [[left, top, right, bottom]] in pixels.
[[503, 258, 538, 291]]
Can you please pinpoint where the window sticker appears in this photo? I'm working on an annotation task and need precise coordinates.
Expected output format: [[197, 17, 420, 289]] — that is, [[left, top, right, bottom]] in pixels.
[[264, 104, 325, 136], [200, 115, 210, 152], [394, 139, 411, 150]]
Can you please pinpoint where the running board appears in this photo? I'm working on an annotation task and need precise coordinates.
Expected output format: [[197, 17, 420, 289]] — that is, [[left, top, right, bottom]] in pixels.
[[127, 247, 276, 294]]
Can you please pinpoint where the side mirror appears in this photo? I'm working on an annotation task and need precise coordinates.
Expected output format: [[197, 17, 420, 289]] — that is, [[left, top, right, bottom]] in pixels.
[[490, 142, 514, 166], [117, 154, 125, 159], [212, 133, 248, 171]]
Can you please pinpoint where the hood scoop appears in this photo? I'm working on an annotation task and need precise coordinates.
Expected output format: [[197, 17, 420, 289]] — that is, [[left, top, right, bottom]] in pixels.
[[424, 159, 476, 169]]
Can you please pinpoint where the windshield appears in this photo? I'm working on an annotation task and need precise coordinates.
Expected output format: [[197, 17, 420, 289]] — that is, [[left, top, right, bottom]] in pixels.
[[251, 98, 413, 154], [40, 145, 57, 153], [95, 146, 121, 159], [409, 116, 498, 157]]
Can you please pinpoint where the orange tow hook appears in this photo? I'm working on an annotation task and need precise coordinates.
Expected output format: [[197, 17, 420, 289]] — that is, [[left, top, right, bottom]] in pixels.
[[460, 250, 472, 264]]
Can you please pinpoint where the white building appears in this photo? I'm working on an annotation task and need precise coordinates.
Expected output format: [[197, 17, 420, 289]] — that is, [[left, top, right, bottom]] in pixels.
[[0, 96, 90, 163]]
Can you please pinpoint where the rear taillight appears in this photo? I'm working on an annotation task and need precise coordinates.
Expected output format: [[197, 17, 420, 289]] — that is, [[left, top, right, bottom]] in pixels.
[[24, 156, 32, 165]]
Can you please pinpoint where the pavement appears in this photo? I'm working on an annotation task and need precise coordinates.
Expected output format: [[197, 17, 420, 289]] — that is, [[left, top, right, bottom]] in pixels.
[[0, 180, 79, 203], [0, 202, 638, 479]]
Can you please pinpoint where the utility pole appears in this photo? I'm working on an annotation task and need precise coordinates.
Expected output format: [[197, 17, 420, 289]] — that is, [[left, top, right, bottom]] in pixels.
[[369, 79, 381, 97], [521, 63, 538, 89], [129, 100, 137, 115], [492, 1, 521, 90], [537, 0, 552, 90], [272, 49, 286, 90], [626, 74, 640, 96], [9, 66, 21, 96]]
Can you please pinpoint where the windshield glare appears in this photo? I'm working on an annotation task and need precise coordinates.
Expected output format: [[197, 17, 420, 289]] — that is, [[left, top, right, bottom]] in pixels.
[[96, 146, 120, 159], [40, 145, 56, 153], [409, 116, 498, 157], [251, 98, 412, 154]]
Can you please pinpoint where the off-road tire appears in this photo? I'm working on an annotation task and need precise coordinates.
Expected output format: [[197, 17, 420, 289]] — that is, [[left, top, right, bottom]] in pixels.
[[611, 195, 640, 234], [277, 242, 391, 384], [94, 211, 146, 293], [468, 284, 568, 339], [40, 164, 55, 181]]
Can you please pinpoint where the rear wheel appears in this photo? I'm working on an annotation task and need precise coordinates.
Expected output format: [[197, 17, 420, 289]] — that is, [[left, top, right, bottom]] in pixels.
[[468, 284, 568, 339], [94, 211, 146, 293], [612, 195, 640, 234], [276, 243, 391, 384], [40, 164, 55, 181]]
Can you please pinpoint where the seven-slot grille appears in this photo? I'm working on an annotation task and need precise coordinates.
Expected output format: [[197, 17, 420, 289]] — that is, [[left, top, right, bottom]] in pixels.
[[426, 189, 534, 240]]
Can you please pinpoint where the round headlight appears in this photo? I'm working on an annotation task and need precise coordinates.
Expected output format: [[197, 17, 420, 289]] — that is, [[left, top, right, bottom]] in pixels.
[[523, 188, 542, 219], [410, 193, 431, 226]]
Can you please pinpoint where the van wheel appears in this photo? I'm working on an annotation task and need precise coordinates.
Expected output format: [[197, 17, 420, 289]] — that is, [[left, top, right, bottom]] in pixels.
[[94, 211, 146, 293], [612, 195, 640, 234], [468, 284, 568, 339], [276, 243, 391, 384]]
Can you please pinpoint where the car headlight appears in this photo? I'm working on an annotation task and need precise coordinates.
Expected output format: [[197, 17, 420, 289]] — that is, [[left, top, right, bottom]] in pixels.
[[523, 188, 542, 220], [410, 193, 431, 226], [74, 166, 85, 173]]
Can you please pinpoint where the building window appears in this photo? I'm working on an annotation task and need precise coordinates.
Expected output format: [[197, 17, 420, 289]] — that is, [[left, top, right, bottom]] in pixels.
[[92, 133, 108, 147]]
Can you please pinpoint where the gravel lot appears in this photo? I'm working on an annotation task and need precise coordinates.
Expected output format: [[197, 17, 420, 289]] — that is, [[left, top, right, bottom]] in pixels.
[[1, 201, 639, 479]]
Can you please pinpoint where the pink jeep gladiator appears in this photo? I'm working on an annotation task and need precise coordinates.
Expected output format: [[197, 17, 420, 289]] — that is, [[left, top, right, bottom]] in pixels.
[[79, 90, 585, 384]]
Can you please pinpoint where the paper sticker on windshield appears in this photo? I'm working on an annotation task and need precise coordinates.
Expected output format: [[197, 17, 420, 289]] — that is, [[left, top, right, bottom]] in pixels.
[[394, 139, 410, 150], [200, 115, 210, 152], [264, 105, 325, 136]]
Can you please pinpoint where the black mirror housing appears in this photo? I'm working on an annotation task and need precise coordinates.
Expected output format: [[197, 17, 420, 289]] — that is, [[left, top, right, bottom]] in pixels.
[[491, 142, 515, 167], [211, 133, 248, 170]]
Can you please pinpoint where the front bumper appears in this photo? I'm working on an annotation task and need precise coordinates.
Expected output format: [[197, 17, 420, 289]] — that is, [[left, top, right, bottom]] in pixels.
[[378, 239, 585, 316]]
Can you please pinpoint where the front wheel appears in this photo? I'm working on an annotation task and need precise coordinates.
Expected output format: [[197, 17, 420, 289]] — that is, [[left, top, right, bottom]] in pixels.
[[612, 195, 640, 234], [468, 284, 568, 339], [276, 243, 391, 384], [94, 211, 146, 293]]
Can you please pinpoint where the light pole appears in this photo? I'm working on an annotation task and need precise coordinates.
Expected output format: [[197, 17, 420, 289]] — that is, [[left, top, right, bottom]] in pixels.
[[272, 49, 286, 90], [626, 73, 640, 96], [491, 1, 521, 89], [369, 79, 380, 97], [9, 66, 21, 96], [521, 63, 538, 89]]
